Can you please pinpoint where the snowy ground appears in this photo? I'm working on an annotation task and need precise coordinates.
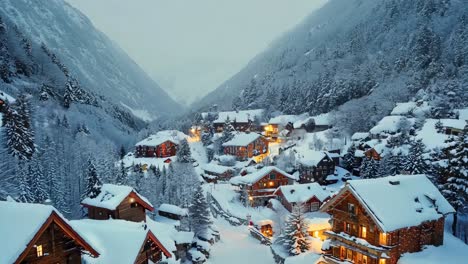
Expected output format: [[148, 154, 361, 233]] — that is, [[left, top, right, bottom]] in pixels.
[[207, 218, 275, 264]]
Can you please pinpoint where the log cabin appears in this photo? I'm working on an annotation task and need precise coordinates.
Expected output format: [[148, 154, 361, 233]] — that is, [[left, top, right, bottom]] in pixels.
[[135, 130, 186, 158], [297, 151, 336, 185], [222, 132, 269, 161], [207, 109, 264, 132], [273, 183, 330, 213], [201, 163, 235, 183], [71, 219, 172, 264], [158, 203, 188, 221], [230, 166, 295, 207], [81, 184, 154, 222], [0, 201, 99, 264], [320, 175, 455, 264]]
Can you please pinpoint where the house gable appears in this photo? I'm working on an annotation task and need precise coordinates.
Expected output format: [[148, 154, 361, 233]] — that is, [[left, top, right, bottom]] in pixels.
[[15, 212, 99, 264]]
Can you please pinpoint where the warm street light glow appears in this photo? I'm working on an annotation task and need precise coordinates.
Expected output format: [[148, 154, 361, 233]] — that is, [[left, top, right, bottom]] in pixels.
[[129, 198, 135, 203], [248, 196, 253, 201]]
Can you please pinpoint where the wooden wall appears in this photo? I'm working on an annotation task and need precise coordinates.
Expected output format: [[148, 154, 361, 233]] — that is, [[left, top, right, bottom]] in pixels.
[[116, 197, 146, 222], [22, 222, 82, 264]]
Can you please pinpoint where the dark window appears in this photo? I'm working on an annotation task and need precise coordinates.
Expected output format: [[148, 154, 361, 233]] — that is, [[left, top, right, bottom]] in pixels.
[[348, 203, 356, 214], [131, 202, 138, 208], [269, 173, 276, 180]]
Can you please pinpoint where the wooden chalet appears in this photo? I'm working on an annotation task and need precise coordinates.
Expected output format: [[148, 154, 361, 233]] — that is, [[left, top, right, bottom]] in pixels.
[[201, 163, 235, 183], [320, 175, 455, 264], [135, 130, 186, 158], [71, 219, 172, 264], [81, 184, 154, 222], [208, 109, 264, 132], [297, 151, 336, 185], [0, 201, 99, 264], [230, 166, 295, 207], [273, 183, 330, 213], [222, 132, 269, 161], [438, 119, 466, 136], [158, 203, 188, 221]]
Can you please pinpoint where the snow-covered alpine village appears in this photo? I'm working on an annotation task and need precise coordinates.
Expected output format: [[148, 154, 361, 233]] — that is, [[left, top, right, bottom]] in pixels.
[[1, 0, 468, 264]]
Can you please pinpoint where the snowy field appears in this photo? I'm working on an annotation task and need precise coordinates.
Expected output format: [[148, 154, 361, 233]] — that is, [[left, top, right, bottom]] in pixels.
[[207, 218, 275, 264]]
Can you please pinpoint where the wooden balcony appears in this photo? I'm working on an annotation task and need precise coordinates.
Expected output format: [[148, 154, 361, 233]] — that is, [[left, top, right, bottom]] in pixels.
[[325, 231, 391, 259]]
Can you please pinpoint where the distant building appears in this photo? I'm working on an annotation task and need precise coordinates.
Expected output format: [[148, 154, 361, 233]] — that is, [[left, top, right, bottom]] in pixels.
[[230, 166, 295, 207], [203, 109, 264, 132], [135, 130, 186, 158], [320, 175, 455, 264], [158, 203, 188, 221], [297, 151, 336, 185], [201, 163, 235, 183], [0, 201, 99, 264], [81, 184, 154, 222], [222, 132, 269, 161], [273, 183, 330, 213]]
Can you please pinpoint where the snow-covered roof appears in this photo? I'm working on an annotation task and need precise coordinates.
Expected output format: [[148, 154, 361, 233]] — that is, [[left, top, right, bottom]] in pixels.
[[173, 231, 194, 244], [390, 101, 430, 116], [0, 202, 57, 263], [305, 212, 332, 231], [158, 203, 188, 216], [415, 119, 466, 150], [275, 183, 330, 204], [293, 117, 313, 129], [81, 184, 153, 211], [0, 201, 97, 263], [135, 130, 186, 147], [71, 219, 171, 263], [0, 90, 15, 103], [230, 166, 295, 185], [212, 109, 264, 124], [370, 116, 415, 134], [296, 150, 331, 167], [351, 132, 370, 141], [311, 113, 330, 126], [322, 175, 455, 232], [201, 163, 235, 174], [269, 114, 306, 126], [222, 132, 262, 147]]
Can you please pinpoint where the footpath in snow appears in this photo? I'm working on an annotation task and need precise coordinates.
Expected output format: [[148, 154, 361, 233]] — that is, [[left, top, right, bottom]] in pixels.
[[208, 218, 274, 264]]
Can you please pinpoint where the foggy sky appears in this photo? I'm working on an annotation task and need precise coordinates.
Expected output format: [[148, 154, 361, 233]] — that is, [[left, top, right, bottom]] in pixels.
[[66, 0, 326, 105]]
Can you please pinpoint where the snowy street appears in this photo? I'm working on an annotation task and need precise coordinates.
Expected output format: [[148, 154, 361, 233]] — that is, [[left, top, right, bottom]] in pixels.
[[208, 218, 275, 264]]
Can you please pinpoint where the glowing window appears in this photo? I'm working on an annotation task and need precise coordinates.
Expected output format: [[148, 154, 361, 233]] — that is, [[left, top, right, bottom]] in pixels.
[[361, 226, 367, 238], [36, 245, 43, 257]]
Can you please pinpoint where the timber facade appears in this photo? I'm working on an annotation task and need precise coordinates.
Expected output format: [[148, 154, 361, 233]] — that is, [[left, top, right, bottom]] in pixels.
[[223, 136, 269, 161], [135, 140, 177, 158]]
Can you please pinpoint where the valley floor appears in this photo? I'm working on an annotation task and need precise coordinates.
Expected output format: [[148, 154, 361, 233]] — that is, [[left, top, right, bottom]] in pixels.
[[207, 218, 275, 264]]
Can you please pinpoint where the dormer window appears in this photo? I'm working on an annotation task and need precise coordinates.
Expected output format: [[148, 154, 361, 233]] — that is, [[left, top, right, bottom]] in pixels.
[[131, 202, 139, 208]]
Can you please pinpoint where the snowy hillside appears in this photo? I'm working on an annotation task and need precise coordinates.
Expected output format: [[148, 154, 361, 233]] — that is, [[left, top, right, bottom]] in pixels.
[[0, 0, 179, 116], [196, 0, 468, 134]]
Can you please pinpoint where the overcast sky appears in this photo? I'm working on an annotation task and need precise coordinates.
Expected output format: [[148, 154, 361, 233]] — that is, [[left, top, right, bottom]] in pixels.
[[66, 0, 326, 105]]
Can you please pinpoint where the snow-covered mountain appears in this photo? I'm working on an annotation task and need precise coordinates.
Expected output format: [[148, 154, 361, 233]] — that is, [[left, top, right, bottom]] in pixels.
[[196, 0, 468, 133], [0, 0, 179, 117]]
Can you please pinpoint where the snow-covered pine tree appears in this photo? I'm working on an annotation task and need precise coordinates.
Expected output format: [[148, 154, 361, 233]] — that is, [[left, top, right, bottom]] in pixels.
[[342, 145, 357, 171], [115, 161, 128, 185], [360, 157, 380, 179], [177, 138, 192, 163], [16, 161, 33, 203], [441, 123, 468, 236], [277, 204, 310, 256], [3, 95, 35, 160], [403, 139, 428, 174], [189, 184, 212, 237], [83, 158, 102, 199], [28, 158, 48, 203], [216, 117, 235, 154]]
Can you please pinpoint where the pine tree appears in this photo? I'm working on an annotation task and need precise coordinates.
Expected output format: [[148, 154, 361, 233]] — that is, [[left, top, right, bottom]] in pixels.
[[342, 145, 357, 170], [216, 117, 235, 154], [119, 145, 126, 159], [403, 139, 428, 174], [176, 139, 192, 163], [3, 95, 35, 160], [189, 184, 212, 237], [278, 204, 310, 256], [116, 161, 127, 185], [440, 124, 468, 236], [29, 158, 48, 203], [83, 158, 102, 199], [360, 158, 380, 179], [16, 161, 33, 203]]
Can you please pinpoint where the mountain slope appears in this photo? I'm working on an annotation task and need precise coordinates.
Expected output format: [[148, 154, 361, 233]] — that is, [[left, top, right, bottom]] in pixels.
[[197, 0, 468, 133], [0, 0, 179, 117]]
